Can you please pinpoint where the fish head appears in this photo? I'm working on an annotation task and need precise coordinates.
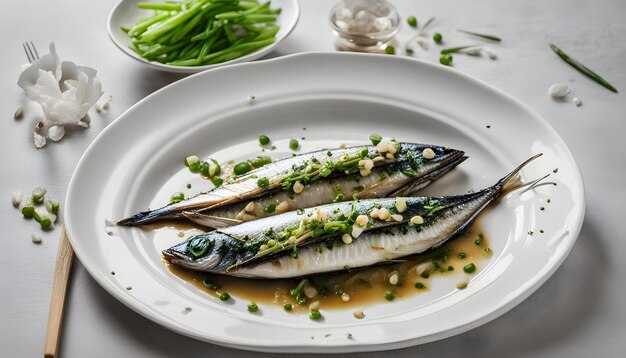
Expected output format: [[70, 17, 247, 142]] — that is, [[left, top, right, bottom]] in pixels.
[[162, 232, 231, 272]]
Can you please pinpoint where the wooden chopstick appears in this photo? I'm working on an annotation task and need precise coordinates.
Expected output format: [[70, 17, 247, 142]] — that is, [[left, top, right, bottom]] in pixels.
[[44, 226, 74, 358]]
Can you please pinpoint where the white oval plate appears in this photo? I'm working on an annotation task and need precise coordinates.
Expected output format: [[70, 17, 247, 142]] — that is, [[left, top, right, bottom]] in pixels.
[[107, 0, 299, 73], [66, 53, 584, 353]]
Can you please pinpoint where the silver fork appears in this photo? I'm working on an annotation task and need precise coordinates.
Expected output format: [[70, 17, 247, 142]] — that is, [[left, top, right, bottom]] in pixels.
[[23, 41, 39, 63]]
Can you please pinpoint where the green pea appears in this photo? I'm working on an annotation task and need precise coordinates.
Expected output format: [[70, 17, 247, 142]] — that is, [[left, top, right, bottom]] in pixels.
[[433, 33, 442, 43], [289, 139, 299, 150], [259, 135, 270, 145], [440, 54, 453, 66], [384, 291, 394, 301], [219, 292, 231, 301], [385, 45, 395, 55], [21, 206, 35, 218], [251, 155, 272, 168], [247, 303, 259, 312], [369, 133, 382, 145], [234, 161, 252, 175], [420, 271, 430, 279], [463, 263, 476, 273], [257, 177, 270, 188], [309, 310, 322, 320], [407, 16, 417, 27], [170, 192, 185, 204], [283, 303, 293, 311], [414, 282, 424, 289]]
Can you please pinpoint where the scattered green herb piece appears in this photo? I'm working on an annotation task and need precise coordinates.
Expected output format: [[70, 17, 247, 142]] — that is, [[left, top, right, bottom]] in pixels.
[[309, 310, 322, 320], [553, 168, 559, 173], [463, 263, 476, 273], [219, 292, 231, 301], [40, 217, 52, 229], [540, 229, 544, 234], [407, 16, 417, 27], [234, 161, 252, 175], [212, 177, 223, 187], [405, 48, 414, 55], [420, 271, 430, 279], [459, 252, 466, 259], [441, 45, 481, 55], [528, 231, 534, 236], [283, 303, 293, 311], [439, 54, 453, 66], [447, 265, 454, 271], [170, 192, 185, 204], [420, 17, 435, 33], [384, 291, 395, 301], [251, 155, 272, 168], [549, 43, 617, 93], [414, 282, 424, 289], [257, 177, 270, 188], [21, 206, 35, 218], [289, 138, 299, 150], [265, 204, 276, 213], [186, 183, 192, 189], [457, 29, 502, 42], [474, 234, 482, 245], [259, 135, 270, 145], [247, 302, 259, 312], [369, 133, 382, 145], [203, 278, 221, 290], [540, 207, 545, 211], [433, 32, 442, 43], [111, 271, 115, 275], [385, 45, 395, 54]]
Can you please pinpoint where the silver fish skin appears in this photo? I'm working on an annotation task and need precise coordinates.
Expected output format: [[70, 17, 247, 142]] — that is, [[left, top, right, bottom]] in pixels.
[[118, 143, 465, 226], [163, 155, 541, 278]]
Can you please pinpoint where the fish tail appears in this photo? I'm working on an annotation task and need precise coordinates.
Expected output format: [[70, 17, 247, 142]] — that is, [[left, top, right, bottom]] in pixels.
[[496, 153, 543, 192]]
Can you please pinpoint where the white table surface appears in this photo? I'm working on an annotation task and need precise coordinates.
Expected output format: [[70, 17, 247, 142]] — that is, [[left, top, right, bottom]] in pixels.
[[1, 0, 625, 356]]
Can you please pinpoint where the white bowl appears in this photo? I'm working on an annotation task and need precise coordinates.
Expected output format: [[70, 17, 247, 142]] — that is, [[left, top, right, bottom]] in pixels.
[[107, 0, 300, 73]]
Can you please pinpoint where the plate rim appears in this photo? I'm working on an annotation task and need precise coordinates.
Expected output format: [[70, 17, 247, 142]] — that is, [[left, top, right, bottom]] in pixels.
[[106, 0, 301, 73], [65, 52, 586, 352]]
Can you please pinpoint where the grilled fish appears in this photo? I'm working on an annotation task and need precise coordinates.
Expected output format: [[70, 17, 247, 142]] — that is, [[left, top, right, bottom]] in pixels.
[[119, 142, 466, 227], [163, 154, 542, 278]]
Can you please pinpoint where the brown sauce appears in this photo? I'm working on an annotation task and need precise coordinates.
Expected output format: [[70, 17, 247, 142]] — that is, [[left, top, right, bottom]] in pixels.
[[165, 222, 492, 312]]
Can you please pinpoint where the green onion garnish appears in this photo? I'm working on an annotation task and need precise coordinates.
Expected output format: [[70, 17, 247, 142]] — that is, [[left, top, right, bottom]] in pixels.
[[549, 43, 618, 93], [441, 45, 481, 55], [457, 29, 502, 42]]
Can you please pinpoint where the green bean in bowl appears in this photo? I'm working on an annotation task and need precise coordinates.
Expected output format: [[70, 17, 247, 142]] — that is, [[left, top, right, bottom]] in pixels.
[[122, 0, 281, 67]]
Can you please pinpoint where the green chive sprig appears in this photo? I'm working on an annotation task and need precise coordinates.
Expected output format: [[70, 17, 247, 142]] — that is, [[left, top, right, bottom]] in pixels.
[[457, 29, 502, 42], [549, 44, 618, 93], [440, 45, 481, 55]]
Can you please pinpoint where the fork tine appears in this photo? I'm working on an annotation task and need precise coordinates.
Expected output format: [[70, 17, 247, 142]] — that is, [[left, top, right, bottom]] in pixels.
[[22, 42, 33, 63], [30, 41, 39, 60]]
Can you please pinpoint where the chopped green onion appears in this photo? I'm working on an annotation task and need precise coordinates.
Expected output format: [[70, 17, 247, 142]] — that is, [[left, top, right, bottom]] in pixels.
[[457, 29, 502, 42], [203, 278, 221, 290], [40, 217, 52, 229], [234, 161, 252, 175], [420, 17, 435, 34], [259, 135, 270, 145], [251, 155, 272, 168], [309, 310, 322, 320], [463, 263, 476, 273], [247, 302, 259, 312], [414, 282, 425, 289], [549, 43, 618, 93], [265, 204, 276, 213], [21, 206, 35, 218], [441, 45, 481, 55], [206, 158, 221, 177], [433, 33, 442, 43], [385, 45, 395, 55], [439, 54, 453, 66], [407, 16, 417, 27], [170, 192, 185, 204], [458, 252, 466, 259], [212, 177, 223, 187], [289, 139, 299, 150], [384, 291, 395, 301], [189, 161, 201, 173], [370, 134, 383, 145], [420, 271, 430, 279], [185, 155, 200, 167], [257, 177, 270, 188], [219, 292, 230, 301], [283, 303, 293, 311]]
